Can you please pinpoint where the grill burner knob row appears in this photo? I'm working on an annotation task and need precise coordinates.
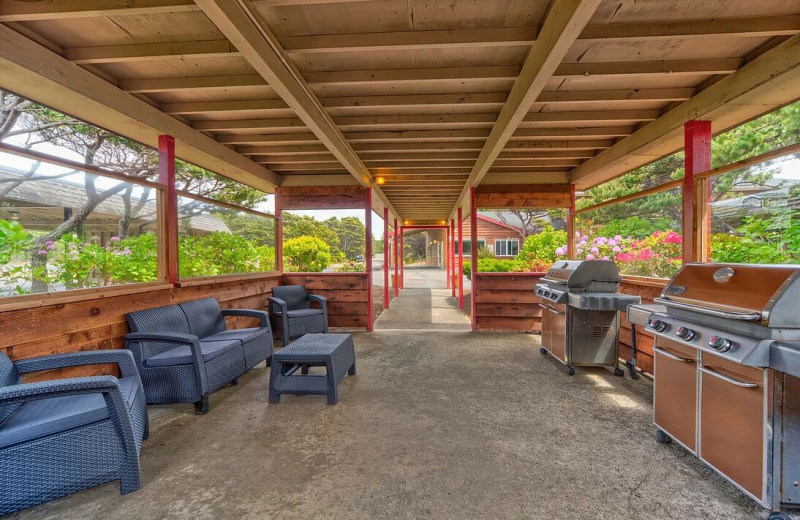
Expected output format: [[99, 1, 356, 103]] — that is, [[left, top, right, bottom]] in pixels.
[[676, 326, 696, 341], [648, 319, 668, 332], [708, 336, 733, 352]]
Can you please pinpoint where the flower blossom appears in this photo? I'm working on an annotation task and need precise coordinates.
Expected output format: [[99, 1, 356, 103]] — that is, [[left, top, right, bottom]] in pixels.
[[37, 250, 47, 256], [612, 246, 622, 253], [110, 236, 121, 243], [586, 254, 595, 260]]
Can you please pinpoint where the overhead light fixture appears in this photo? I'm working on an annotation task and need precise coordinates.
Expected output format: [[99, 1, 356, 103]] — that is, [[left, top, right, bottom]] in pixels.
[[375, 176, 386, 185]]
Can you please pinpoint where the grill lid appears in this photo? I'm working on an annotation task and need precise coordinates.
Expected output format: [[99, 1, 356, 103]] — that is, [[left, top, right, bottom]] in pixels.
[[658, 263, 800, 327], [542, 260, 621, 289]]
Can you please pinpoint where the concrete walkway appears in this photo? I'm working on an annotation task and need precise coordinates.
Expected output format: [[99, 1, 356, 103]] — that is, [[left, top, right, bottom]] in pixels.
[[374, 266, 471, 331], [12, 331, 780, 520]]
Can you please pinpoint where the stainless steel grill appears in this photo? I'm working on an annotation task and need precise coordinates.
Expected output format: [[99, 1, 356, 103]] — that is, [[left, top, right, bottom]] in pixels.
[[535, 260, 640, 376], [628, 263, 800, 517]]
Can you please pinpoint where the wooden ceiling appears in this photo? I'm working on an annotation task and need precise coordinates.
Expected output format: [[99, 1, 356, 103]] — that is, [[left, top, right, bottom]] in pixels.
[[1, 0, 800, 223]]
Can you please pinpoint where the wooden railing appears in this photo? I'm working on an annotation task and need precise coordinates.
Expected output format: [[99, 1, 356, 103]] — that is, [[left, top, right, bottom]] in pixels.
[[473, 272, 545, 331], [0, 273, 282, 381]]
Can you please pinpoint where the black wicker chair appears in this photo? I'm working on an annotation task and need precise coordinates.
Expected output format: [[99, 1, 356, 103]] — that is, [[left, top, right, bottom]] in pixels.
[[268, 285, 328, 345]]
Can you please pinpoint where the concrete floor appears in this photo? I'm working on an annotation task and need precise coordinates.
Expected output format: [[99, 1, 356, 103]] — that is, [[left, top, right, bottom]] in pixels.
[[10, 285, 796, 519]]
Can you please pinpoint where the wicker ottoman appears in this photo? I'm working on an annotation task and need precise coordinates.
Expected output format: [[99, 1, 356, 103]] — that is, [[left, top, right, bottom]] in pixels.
[[269, 334, 356, 404]]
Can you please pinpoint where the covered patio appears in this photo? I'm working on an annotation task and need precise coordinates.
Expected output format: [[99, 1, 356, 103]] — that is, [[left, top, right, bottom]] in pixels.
[[1, 0, 800, 518]]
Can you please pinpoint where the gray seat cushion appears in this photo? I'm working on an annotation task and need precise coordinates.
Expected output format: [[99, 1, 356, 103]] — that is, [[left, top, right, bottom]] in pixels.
[[143, 340, 240, 368], [278, 309, 324, 319], [0, 376, 139, 449], [203, 327, 268, 344], [272, 285, 310, 310]]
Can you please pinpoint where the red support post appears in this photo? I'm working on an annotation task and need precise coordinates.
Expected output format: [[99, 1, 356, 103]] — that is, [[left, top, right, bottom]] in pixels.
[[365, 188, 373, 332], [400, 230, 404, 288], [458, 207, 464, 309], [274, 186, 283, 272], [567, 183, 576, 259], [393, 219, 399, 297], [158, 135, 178, 285], [683, 120, 712, 263], [446, 226, 451, 288], [470, 188, 478, 330], [450, 219, 456, 297], [383, 207, 389, 309]]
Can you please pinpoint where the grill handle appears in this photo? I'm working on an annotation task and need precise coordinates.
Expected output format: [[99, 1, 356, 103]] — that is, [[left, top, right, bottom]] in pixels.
[[654, 347, 694, 363], [538, 303, 566, 316], [541, 277, 567, 285], [653, 297, 762, 322], [699, 366, 759, 388]]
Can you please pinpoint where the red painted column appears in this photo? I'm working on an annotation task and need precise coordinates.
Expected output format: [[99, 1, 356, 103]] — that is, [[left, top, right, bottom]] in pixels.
[[158, 135, 178, 285], [566, 183, 576, 259], [450, 219, 456, 297], [400, 230, 404, 289], [446, 226, 451, 288], [683, 120, 712, 263], [393, 219, 399, 297], [274, 186, 283, 272], [470, 188, 478, 330], [458, 207, 464, 309], [365, 188, 373, 332], [383, 207, 389, 309]]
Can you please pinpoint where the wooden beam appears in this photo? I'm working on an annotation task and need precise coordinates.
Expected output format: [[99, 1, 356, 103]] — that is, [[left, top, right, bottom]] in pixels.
[[195, 112, 646, 133], [0, 23, 278, 192], [238, 140, 610, 155], [0, 0, 368, 20], [452, 0, 601, 218], [195, 0, 398, 220], [278, 17, 800, 53], [122, 60, 738, 93], [474, 184, 572, 208], [0, 0, 196, 21], [217, 127, 632, 145], [570, 33, 800, 189], [64, 40, 237, 64], [162, 89, 691, 116]]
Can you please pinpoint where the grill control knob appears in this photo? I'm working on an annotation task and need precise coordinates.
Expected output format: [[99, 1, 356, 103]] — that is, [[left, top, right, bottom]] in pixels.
[[708, 336, 733, 352], [648, 319, 667, 332], [676, 326, 696, 341]]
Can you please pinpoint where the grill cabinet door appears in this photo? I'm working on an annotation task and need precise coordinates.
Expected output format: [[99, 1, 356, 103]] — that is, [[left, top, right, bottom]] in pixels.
[[654, 338, 698, 452], [540, 304, 553, 350], [550, 305, 567, 363], [699, 354, 766, 501]]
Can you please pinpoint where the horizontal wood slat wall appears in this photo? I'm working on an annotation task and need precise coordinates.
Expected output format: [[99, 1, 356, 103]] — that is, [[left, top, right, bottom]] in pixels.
[[474, 273, 545, 331], [281, 273, 369, 329], [618, 277, 667, 375], [0, 274, 281, 381]]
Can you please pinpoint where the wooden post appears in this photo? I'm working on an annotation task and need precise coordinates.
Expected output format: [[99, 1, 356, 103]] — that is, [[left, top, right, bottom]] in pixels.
[[393, 219, 399, 297], [683, 120, 712, 263], [470, 188, 478, 330], [450, 219, 456, 297], [274, 186, 283, 272], [365, 188, 373, 332], [158, 135, 178, 285], [383, 207, 389, 309], [400, 230, 404, 289], [567, 182, 576, 259], [458, 207, 464, 309]]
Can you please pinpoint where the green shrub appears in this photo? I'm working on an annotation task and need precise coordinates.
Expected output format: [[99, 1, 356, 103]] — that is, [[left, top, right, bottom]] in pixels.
[[283, 235, 331, 272], [334, 261, 365, 272], [517, 226, 566, 271]]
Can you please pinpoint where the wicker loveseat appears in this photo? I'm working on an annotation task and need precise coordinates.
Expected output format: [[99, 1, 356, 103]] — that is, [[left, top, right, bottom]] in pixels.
[[0, 349, 148, 515], [125, 297, 272, 414]]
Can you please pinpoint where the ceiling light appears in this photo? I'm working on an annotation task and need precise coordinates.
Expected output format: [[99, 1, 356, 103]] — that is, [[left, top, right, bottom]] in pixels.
[[375, 176, 386, 185]]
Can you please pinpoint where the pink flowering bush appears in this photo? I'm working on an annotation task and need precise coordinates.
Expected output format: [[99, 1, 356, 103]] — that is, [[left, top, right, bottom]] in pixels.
[[555, 230, 683, 278]]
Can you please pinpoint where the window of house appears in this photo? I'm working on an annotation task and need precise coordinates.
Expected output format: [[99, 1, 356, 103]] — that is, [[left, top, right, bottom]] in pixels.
[[456, 239, 485, 255], [494, 238, 519, 256]]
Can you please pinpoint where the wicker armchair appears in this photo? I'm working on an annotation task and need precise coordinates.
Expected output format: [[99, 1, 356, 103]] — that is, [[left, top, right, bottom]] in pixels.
[[268, 285, 329, 345], [0, 349, 148, 515], [125, 297, 273, 414]]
